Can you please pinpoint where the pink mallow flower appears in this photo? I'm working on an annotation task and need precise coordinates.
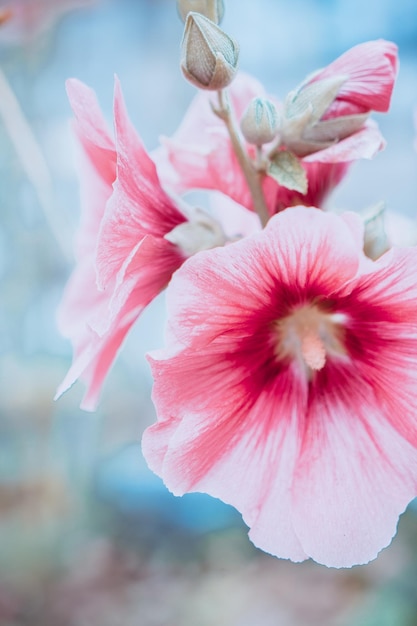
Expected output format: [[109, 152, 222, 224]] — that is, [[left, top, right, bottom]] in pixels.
[[156, 39, 397, 215], [56, 78, 223, 410], [142, 206, 417, 568]]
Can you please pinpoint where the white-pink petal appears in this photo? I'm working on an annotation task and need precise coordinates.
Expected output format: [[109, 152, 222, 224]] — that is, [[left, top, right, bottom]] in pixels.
[[95, 78, 185, 290], [292, 381, 417, 567], [313, 39, 398, 114]]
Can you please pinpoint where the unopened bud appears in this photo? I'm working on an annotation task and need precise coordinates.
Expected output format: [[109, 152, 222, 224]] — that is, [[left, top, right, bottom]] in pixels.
[[180, 12, 239, 91], [285, 76, 347, 125], [362, 202, 390, 260], [281, 75, 369, 157], [177, 0, 225, 24], [240, 97, 279, 146]]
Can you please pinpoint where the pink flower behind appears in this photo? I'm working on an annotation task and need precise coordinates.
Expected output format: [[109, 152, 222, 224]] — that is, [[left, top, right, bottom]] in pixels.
[[154, 73, 267, 207], [156, 40, 397, 216], [310, 39, 398, 118], [0, 0, 96, 44], [143, 206, 417, 568], [57, 78, 188, 411]]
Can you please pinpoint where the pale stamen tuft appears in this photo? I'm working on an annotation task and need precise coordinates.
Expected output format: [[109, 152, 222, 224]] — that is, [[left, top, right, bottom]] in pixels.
[[274, 303, 347, 373], [300, 330, 326, 371]]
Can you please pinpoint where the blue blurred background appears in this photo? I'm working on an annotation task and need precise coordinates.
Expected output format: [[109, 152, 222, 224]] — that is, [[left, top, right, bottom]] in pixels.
[[0, 1, 417, 624]]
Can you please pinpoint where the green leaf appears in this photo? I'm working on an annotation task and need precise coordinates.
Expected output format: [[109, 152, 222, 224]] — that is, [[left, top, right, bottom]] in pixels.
[[268, 150, 308, 194]]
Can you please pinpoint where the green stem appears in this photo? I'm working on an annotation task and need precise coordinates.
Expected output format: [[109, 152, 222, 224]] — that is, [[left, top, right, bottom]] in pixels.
[[215, 89, 270, 227]]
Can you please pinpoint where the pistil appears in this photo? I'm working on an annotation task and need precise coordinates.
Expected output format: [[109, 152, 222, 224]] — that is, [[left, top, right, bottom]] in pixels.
[[300, 329, 326, 371], [275, 303, 347, 373]]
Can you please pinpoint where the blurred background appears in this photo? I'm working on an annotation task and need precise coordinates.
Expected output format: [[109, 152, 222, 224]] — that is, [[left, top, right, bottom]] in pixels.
[[0, 0, 417, 624]]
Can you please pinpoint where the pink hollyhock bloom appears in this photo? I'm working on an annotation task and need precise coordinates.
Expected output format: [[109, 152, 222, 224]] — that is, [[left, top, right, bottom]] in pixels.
[[156, 40, 397, 216], [143, 206, 417, 568], [56, 78, 199, 411]]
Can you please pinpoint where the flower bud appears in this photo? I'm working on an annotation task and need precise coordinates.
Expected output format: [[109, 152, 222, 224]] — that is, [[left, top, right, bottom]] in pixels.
[[362, 202, 390, 260], [177, 0, 225, 24], [180, 12, 239, 91], [281, 75, 370, 157], [240, 97, 279, 146]]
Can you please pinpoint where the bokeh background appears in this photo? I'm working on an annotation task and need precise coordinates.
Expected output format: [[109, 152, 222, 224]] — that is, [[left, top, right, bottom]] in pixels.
[[1, 1, 417, 624]]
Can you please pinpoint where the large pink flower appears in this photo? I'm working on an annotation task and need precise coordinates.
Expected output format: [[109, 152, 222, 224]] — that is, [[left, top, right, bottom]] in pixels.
[[156, 40, 397, 215], [142, 206, 417, 568], [56, 78, 188, 410]]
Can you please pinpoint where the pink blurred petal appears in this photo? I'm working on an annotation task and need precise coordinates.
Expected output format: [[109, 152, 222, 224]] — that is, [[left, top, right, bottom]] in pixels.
[[95, 77, 186, 289], [58, 77, 190, 409], [160, 72, 265, 156], [65, 79, 116, 259], [66, 78, 116, 186], [92, 235, 184, 337], [208, 192, 261, 239], [303, 120, 385, 163], [313, 40, 398, 116], [58, 236, 182, 411], [57, 256, 103, 340], [56, 310, 136, 412], [385, 210, 417, 248], [335, 247, 417, 447], [292, 374, 417, 566], [152, 73, 267, 202], [72, 149, 114, 261], [144, 359, 309, 562], [0, 0, 96, 44]]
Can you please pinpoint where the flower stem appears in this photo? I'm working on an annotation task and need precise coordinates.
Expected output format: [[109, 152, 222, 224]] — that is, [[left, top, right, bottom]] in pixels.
[[255, 145, 265, 171], [214, 89, 270, 227]]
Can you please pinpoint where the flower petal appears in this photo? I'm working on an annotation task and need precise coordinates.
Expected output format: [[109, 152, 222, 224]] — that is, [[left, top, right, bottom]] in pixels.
[[153, 72, 266, 200], [292, 365, 417, 567], [92, 235, 184, 337], [65, 79, 117, 260], [56, 310, 136, 412], [160, 71, 265, 160], [57, 256, 104, 340], [337, 247, 417, 448], [261, 207, 363, 295], [95, 77, 186, 289], [57, 236, 182, 410], [159, 207, 362, 353], [303, 120, 385, 164], [208, 192, 261, 239], [313, 40, 398, 115], [143, 357, 309, 562], [66, 78, 116, 187]]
